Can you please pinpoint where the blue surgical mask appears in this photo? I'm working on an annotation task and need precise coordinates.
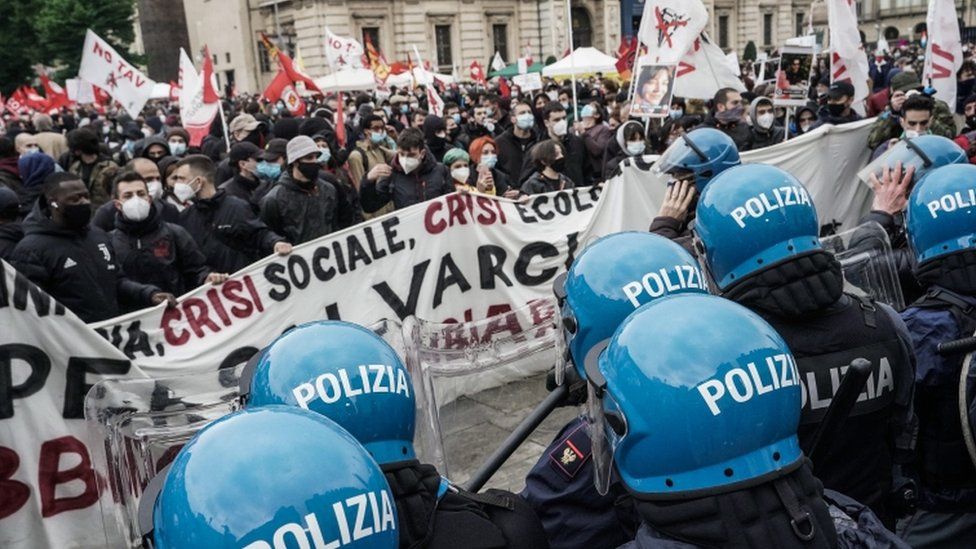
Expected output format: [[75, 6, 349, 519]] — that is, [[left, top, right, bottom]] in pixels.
[[669, 108, 684, 120], [317, 148, 331, 164], [516, 113, 535, 130], [452, 113, 461, 124], [383, 106, 392, 116], [370, 131, 386, 144], [480, 154, 498, 169], [256, 161, 281, 181], [400, 105, 409, 114], [580, 105, 595, 119], [168, 141, 186, 156]]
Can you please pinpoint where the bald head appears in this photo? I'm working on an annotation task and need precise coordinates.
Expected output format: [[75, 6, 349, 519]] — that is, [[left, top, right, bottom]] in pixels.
[[127, 158, 161, 182], [14, 133, 38, 155]]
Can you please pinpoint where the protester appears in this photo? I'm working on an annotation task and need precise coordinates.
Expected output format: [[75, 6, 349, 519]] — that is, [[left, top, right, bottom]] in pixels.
[[359, 127, 452, 212], [748, 95, 786, 148], [14, 132, 40, 156], [17, 151, 56, 214], [9, 172, 176, 322], [92, 157, 179, 231], [0, 136, 23, 195], [521, 139, 574, 195], [578, 102, 613, 174], [870, 94, 936, 159], [218, 141, 271, 212], [66, 127, 118, 207], [699, 87, 752, 151], [468, 136, 516, 198], [0, 186, 22, 259], [259, 136, 338, 245], [495, 101, 539, 180], [31, 113, 69, 160], [812, 81, 862, 129], [519, 103, 588, 186]]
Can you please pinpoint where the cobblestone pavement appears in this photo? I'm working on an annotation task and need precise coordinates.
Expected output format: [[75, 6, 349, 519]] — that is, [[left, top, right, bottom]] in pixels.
[[437, 373, 580, 493]]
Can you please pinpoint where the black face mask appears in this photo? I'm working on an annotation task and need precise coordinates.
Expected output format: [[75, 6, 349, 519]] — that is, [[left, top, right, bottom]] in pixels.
[[57, 203, 92, 231], [242, 130, 263, 147], [550, 157, 567, 173], [966, 115, 976, 129], [826, 103, 847, 117], [297, 163, 320, 185]]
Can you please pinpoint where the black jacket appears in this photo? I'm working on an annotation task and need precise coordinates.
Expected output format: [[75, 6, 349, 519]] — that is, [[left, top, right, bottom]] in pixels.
[[520, 172, 575, 195], [9, 203, 160, 322], [92, 199, 180, 232], [359, 152, 453, 212], [494, 128, 538, 180], [812, 105, 862, 129], [259, 173, 337, 245], [0, 222, 24, 260], [219, 172, 273, 213], [323, 170, 364, 230], [699, 114, 754, 152], [749, 124, 787, 149], [177, 189, 285, 274], [111, 205, 210, 296], [518, 134, 589, 187]]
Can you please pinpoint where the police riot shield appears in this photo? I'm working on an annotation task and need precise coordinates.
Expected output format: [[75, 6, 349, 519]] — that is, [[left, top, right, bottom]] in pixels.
[[961, 340, 976, 469], [820, 221, 905, 311], [85, 319, 406, 548], [405, 298, 574, 491]]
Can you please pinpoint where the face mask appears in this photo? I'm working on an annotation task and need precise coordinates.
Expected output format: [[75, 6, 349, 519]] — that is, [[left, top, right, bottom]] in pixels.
[[669, 108, 684, 120], [480, 154, 498, 169], [483, 120, 495, 133], [23, 146, 40, 156], [271, 107, 281, 116], [560, 102, 569, 110], [546, 91, 558, 101], [966, 114, 976, 128], [516, 113, 535, 130], [552, 119, 568, 137], [451, 113, 461, 124], [757, 113, 775, 129], [451, 167, 470, 183], [173, 181, 196, 203], [297, 162, 320, 183], [827, 103, 847, 117], [121, 196, 151, 221], [370, 131, 386, 144], [400, 154, 421, 174], [400, 105, 409, 114], [102, 125, 111, 135], [550, 157, 567, 173], [716, 105, 744, 123], [123, 140, 135, 154], [55, 202, 92, 230], [317, 148, 331, 164], [486, 108, 494, 117], [626, 141, 646, 156], [147, 180, 163, 200], [800, 122, 813, 133], [169, 141, 186, 156], [141, 127, 153, 138], [904, 129, 930, 139], [382, 106, 392, 116], [580, 105, 595, 119], [256, 161, 281, 181]]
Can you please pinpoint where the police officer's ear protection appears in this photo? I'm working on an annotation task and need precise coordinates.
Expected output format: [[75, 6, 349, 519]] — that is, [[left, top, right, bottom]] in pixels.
[[692, 234, 720, 295], [136, 463, 172, 548], [581, 339, 625, 436], [236, 348, 266, 405]]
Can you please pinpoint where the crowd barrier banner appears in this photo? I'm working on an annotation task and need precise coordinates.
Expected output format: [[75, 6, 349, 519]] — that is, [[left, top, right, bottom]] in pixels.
[[0, 121, 876, 547]]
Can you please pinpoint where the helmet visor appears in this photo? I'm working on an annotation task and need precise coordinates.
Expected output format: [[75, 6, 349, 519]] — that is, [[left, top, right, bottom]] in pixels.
[[553, 272, 571, 386], [582, 341, 626, 496], [653, 133, 708, 178], [857, 138, 932, 185]]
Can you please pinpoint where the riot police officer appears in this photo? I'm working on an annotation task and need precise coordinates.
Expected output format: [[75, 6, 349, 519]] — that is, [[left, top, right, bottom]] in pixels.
[[589, 294, 907, 548], [143, 406, 399, 548], [241, 321, 549, 549], [898, 163, 976, 546], [649, 127, 742, 251], [693, 163, 917, 527], [521, 232, 709, 548]]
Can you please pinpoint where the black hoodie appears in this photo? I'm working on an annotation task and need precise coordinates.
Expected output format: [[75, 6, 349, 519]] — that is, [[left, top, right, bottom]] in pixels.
[[9, 202, 160, 322]]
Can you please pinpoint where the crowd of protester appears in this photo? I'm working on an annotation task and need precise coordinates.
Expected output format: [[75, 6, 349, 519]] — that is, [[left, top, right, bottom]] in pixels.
[[2, 37, 976, 322]]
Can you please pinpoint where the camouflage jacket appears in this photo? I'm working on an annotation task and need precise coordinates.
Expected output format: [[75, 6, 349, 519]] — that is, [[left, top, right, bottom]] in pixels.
[[867, 98, 957, 150]]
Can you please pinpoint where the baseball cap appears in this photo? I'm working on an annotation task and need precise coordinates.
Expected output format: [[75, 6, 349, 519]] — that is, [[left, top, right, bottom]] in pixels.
[[260, 138, 288, 162], [827, 81, 855, 100], [286, 135, 319, 164], [229, 142, 261, 165], [229, 114, 262, 135], [890, 71, 923, 94]]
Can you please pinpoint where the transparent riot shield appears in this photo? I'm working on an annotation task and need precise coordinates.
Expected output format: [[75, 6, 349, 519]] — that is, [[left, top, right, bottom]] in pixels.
[[961, 342, 976, 469], [405, 298, 574, 492], [820, 221, 906, 311], [85, 318, 406, 548]]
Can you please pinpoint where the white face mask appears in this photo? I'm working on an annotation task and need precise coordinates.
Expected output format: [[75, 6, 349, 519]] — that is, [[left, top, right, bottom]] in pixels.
[[626, 141, 646, 156], [121, 196, 151, 221], [552, 119, 568, 137], [451, 167, 470, 183], [169, 141, 187, 156], [756, 113, 775, 129], [546, 91, 559, 101], [903, 129, 921, 139], [173, 181, 196, 203], [147, 180, 163, 200], [800, 122, 813, 133], [400, 155, 421, 174]]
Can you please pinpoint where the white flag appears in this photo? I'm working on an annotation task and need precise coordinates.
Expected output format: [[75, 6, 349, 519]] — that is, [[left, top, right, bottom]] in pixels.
[[178, 49, 219, 147], [324, 27, 365, 70], [491, 51, 506, 71], [426, 85, 444, 117], [78, 29, 155, 117], [639, 0, 709, 63], [65, 78, 95, 104], [923, 0, 963, 109], [671, 33, 745, 100], [827, 0, 870, 106]]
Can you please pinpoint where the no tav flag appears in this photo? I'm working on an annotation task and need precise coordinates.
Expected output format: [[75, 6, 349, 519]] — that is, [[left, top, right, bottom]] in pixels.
[[923, 0, 963, 109], [639, 0, 709, 64], [78, 29, 155, 117]]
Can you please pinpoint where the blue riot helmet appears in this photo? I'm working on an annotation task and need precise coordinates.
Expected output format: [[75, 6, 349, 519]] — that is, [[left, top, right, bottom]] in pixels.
[[585, 294, 803, 497], [553, 232, 707, 382], [859, 135, 966, 186], [241, 321, 416, 465], [147, 406, 398, 548], [652, 127, 741, 192], [906, 163, 976, 264], [694, 163, 821, 292]]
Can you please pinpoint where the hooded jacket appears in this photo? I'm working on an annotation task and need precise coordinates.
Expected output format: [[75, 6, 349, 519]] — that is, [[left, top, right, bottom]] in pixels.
[[604, 121, 645, 179], [359, 150, 453, 212], [9, 202, 160, 322], [0, 222, 23, 260], [259, 172, 338, 245], [111, 202, 210, 296], [748, 97, 786, 149]]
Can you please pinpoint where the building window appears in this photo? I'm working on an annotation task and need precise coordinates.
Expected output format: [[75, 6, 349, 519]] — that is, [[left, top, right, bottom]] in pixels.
[[718, 15, 729, 48], [796, 12, 805, 36], [225, 52, 231, 63], [571, 7, 593, 48], [493, 24, 509, 61], [258, 42, 271, 72], [435, 25, 453, 70], [362, 26, 380, 50], [212, 53, 218, 65], [763, 13, 773, 46]]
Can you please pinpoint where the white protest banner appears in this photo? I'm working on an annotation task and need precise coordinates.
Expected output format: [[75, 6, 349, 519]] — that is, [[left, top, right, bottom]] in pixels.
[[512, 72, 544, 92], [827, 0, 870, 109], [65, 78, 96, 104], [178, 48, 220, 147], [672, 33, 745, 100], [0, 121, 879, 546], [923, 0, 963, 110], [426, 84, 444, 117], [639, 0, 709, 64], [324, 27, 366, 70], [78, 29, 155, 118]]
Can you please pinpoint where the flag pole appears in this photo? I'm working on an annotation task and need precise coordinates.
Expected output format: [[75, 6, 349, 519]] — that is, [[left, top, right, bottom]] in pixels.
[[626, 10, 650, 108], [218, 100, 231, 153], [565, 0, 579, 122]]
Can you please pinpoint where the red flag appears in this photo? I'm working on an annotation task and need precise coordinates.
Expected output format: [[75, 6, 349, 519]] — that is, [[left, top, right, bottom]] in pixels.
[[335, 92, 346, 147], [201, 46, 221, 103], [364, 34, 391, 84], [277, 50, 322, 95], [39, 75, 71, 110], [21, 86, 49, 111], [5, 90, 28, 114], [470, 61, 487, 86], [615, 36, 639, 80], [263, 70, 306, 116], [498, 77, 511, 99], [168, 80, 180, 102]]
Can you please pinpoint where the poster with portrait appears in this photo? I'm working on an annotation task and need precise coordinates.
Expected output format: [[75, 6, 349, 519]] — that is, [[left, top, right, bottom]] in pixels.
[[630, 64, 676, 118], [774, 45, 814, 106]]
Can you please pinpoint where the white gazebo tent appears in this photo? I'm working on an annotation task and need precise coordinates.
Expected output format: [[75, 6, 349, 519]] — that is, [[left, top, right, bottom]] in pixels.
[[385, 67, 455, 88], [542, 47, 619, 77], [314, 68, 377, 93]]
